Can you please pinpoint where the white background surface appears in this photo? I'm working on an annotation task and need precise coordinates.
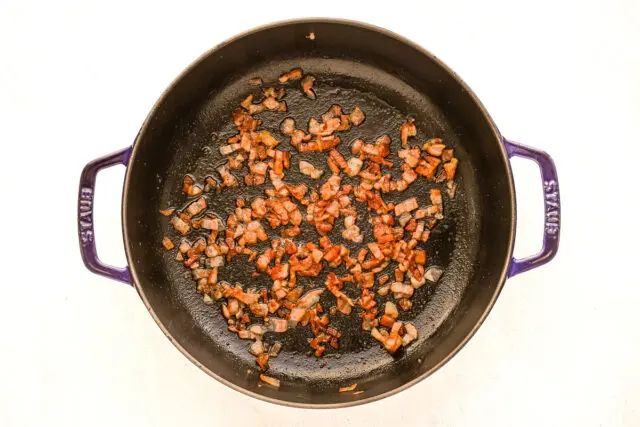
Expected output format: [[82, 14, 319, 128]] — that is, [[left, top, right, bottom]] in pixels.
[[1, 1, 639, 426]]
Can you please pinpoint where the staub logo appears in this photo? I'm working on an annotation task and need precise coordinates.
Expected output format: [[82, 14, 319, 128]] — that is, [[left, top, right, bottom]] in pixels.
[[79, 187, 94, 246], [543, 180, 560, 237]]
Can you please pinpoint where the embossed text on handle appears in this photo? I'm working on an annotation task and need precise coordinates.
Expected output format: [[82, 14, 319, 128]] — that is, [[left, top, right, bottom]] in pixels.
[[543, 180, 559, 237], [79, 187, 94, 245]]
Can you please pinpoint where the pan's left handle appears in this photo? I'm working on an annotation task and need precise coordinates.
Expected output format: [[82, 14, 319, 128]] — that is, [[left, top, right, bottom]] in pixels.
[[504, 139, 561, 277], [78, 147, 133, 285]]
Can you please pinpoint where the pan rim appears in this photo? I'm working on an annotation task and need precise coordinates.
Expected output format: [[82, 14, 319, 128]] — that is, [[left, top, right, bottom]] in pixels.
[[122, 17, 516, 409]]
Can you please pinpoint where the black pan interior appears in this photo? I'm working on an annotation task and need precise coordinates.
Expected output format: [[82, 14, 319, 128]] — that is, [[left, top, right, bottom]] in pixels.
[[123, 20, 514, 406]]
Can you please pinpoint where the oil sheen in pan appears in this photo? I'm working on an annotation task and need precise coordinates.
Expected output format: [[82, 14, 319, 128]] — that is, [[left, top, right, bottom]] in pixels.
[[157, 59, 479, 384]]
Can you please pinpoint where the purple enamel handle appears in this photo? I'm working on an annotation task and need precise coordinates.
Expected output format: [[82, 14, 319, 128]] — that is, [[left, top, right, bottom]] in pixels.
[[78, 147, 133, 284], [504, 139, 560, 277]]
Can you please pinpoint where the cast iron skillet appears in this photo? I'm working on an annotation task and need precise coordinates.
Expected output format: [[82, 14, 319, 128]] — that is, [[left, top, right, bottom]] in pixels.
[[77, 19, 561, 408]]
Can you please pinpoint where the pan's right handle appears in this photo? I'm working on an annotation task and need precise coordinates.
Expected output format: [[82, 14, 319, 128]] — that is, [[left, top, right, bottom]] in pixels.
[[504, 139, 561, 277], [78, 147, 133, 285]]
